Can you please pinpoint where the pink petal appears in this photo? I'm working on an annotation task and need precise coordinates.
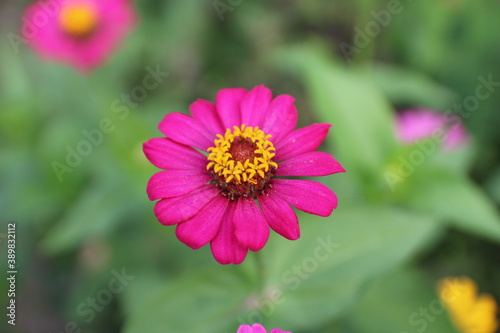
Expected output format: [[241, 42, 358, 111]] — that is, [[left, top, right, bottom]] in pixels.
[[233, 197, 270, 251], [189, 99, 224, 141], [210, 203, 248, 265], [237, 325, 255, 333], [396, 110, 444, 143], [274, 123, 331, 161], [175, 195, 229, 249], [396, 109, 469, 151], [143, 138, 207, 171], [153, 185, 220, 225], [271, 179, 338, 217], [250, 324, 268, 333], [146, 170, 211, 200], [237, 326, 290, 333], [236, 325, 253, 333], [237, 324, 267, 333], [236, 326, 251, 333], [215, 88, 247, 129], [158, 112, 214, 151], [259, 194, 300, 240], [262, 94, 298, 145], [240, 85, 273, 128], [276, 151, 345, 177], [444, 121, 469, 150], [23, 0, 136, 72]]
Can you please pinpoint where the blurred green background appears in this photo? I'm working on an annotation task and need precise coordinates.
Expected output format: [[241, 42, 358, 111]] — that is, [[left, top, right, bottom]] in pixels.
[[1, 0, 500, 332]]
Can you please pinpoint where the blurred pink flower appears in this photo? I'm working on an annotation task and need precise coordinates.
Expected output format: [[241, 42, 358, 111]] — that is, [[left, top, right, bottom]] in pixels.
[[396, 109, 468, 150], [22, 0, 136, 72], [143, 85, 344, 264], [237, 323, 291, 333]]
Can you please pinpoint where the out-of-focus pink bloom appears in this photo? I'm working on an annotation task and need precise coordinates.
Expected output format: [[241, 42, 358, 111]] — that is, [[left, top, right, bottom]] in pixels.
[[237, 323, 292, 333], [396, 109, 468, 150], [143, 85, 345, 264], [22, 0, 136, 72]]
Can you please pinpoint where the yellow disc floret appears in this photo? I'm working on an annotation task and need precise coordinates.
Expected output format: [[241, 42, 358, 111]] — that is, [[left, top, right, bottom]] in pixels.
[[59, 3, 99, 38], [207, 124, 278, 188]]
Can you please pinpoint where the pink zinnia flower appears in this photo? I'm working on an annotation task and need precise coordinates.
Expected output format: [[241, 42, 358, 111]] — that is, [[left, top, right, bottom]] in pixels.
[[237, 323, 291, 333], [143, 85, 345, 264], [396, 109, 468, 150], [22, 0, 136, 72]]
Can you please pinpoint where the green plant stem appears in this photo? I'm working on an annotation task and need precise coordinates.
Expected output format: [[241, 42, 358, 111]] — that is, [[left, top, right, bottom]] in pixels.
[[254, 251, 266, 294]]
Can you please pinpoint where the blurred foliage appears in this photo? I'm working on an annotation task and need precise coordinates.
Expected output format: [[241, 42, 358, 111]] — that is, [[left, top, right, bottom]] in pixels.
[[1, 0, 499, 332]]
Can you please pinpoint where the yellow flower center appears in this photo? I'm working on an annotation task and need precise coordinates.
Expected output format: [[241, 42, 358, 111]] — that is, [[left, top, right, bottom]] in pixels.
[[59, 3, 99, 38], [207, 124, 278, 199]]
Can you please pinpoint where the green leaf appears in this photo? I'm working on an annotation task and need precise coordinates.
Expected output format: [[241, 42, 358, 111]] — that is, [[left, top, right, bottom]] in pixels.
[[384, 0, 455, 72], [122, 267, 256, 333], [259, 206, 442, 331], [485, 167, 500, 205], [383, 140, 475, 197], [346, 267, 458, 333], [40, 179, 142, 254], [403, 170, 500, 242], [121, 207, 441, 333], [0, 42, 33, 101], [371, 64, 457, 110], [282, 45, 398, 191]]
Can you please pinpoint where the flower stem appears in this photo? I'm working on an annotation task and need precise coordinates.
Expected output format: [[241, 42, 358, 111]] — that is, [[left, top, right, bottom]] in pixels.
[[254, 251, 266, 294]]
